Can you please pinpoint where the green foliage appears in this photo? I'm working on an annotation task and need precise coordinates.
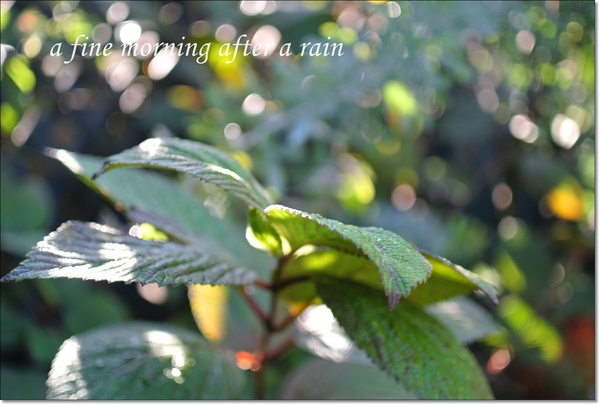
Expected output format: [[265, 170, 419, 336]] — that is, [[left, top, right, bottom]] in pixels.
[[1, 220, 257, 286], [1, 0, 593, 400], [316, 278, 494, 399], [258, 204, 434, 308], [46, 322, 246, 400], [2, 138, 497, 399], [93, 137, 273, 211]]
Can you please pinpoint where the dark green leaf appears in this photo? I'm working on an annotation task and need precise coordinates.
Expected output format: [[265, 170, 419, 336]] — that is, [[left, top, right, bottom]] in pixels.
[[280, 358, 417, 400], [46, 322, 247, 399], [92, 137, 273, 211], [316, 279, 494, 399], [47, 148, 274, 275], [1, 366, 47, 400], [1, 221, 256, 286], [264, 205, 432, 309]]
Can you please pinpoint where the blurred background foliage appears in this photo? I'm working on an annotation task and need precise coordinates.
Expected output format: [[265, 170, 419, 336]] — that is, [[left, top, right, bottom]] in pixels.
[[0, 0, 594, 400]]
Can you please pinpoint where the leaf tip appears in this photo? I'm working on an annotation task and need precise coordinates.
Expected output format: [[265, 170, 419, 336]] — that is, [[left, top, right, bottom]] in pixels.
[[91, 163, 109, 180], [387, 293, 400, 311]]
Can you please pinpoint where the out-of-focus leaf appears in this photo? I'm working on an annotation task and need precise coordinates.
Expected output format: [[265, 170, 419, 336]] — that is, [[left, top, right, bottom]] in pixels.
[[280, 358, 416, 400], [316, 278, 494, 399], [1, 230, 49, 256], [0, 366, 47, 400], [407, 251, 498, 306], [46, 322, 247, 399], [1, 221, 256, 287], [25, 324, 64, 365], [293, 304, 370, 364], [425, 296, 501, 344], [93, 137, 273, 211], [63, 291, 130, 335], [0, 167, 52, 232], [499, 295, 563, 363], [188, 284, 228, 343], [263, 204, 432, 309]]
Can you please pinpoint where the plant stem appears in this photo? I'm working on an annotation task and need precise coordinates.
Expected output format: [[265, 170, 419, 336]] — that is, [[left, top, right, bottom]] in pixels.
[[252, 255, 289, 399], [238, 286, 269, 326]]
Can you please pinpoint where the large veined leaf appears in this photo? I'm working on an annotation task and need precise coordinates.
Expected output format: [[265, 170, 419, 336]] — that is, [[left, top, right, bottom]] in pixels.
[[0, 221, 256, 286], [261, 205, 432, 309], [316, 278, 494, 399], [280, 358, 416, 400], [46, 322, 247, 399], [91, 137, 273, 211], [47, 148, 274, 276]]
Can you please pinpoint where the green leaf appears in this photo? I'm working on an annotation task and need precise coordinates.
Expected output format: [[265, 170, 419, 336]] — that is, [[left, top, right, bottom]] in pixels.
[[92, 137, 273, 211], [407, 251, 498, 306], [278, 250, 379, 303], [1, 366, 47, 400], [263, 205, 432, 309], [425, 296, 501, 344], [246, 208, 283, 256], [47, 148, 274, 277], [294, 304, 371, 364], [279, 249, 498, 308], [280, 358, 417, 400], [1, 221, 256, 286], [46, 322, 247, 399], [316, 279, 494, 399]]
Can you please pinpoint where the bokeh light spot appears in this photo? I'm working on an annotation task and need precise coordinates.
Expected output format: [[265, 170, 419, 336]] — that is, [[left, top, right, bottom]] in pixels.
[[551, 114, 580, 149], [242, 93, 266, 116]]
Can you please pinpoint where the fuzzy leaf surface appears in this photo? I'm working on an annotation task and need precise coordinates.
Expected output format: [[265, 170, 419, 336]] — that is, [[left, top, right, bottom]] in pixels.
[[407, 251, 498, 305], [264, 205, 432, 308], [316, 279, 494, 399], [46, 322, 246, 399], [48, 148, 273, 274], [92, 138, 272, 211], [1, 221, 256, 286]]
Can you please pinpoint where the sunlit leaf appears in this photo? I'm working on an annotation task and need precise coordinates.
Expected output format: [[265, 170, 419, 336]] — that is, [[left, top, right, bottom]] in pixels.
[[92, 137, 272, 211], [263, 204, 432, 309], [1, 221, 256, 286], [246, 208, 283, 256], [407, 251, 498, 305], [277, 247, 496, 307], [5, 55, 35, 93], [47, 148, 273, 275], [316, 278, 494, 399], [499, 295, 563, 363], [293, 304, 371, 364], [280, 358, 416, 400], [188, 284, 228, 343], [46, 322, 247, 399]]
